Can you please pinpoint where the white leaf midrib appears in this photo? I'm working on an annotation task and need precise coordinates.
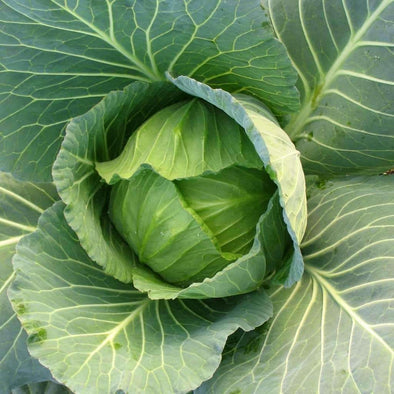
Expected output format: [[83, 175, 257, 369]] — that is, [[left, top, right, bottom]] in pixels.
[[0, 218, 36, 232], [0, 271, 16, 296], [0, 235, 24, 248], [0, 186, 44, 213]]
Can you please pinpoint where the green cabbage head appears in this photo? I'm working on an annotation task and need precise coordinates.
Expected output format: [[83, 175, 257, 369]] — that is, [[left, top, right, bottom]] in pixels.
[[53, 76, 307, 300]]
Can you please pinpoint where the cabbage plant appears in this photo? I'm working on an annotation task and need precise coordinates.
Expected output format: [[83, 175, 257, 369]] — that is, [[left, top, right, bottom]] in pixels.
[[0, 0, 392, 393]]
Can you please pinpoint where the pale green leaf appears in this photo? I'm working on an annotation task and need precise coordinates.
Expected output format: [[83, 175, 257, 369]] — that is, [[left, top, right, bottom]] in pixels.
[[0, 171, 57, 391], [8, 202, 273, 394], [0, 0, 298, 181], [267, 0, 394, 174], [197, 175, 394, 393], [96, 99, 262, 183], [109, 167, 233, 286], [176, 166, 276, 256]]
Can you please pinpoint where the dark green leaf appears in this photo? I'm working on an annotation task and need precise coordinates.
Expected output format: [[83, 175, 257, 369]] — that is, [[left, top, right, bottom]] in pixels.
[[267, 0, 394, 174], [12, 381, 72, 394], [0, 0, 299, 181], [0, 172, 57, 391]]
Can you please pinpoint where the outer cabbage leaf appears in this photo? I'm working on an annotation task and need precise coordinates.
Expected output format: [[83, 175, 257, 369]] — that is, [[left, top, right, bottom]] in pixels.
[[0, 0, 299, 181], [8, 202, 273, 394], [197, 175, 394, 393], [53, 77, 306, 299], [0, 172, 57, 391], [12, 381, 72, 394], [266, 0, 394, 174]]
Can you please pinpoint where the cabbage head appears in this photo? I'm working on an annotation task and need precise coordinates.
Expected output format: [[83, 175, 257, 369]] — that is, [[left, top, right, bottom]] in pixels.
[[53, 76, 307, 300], [100, 99, 284, 287]]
